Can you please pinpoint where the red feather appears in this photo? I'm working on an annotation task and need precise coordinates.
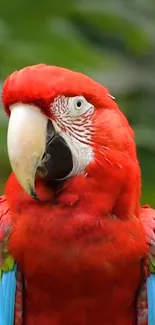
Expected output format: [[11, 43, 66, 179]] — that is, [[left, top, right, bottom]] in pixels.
[[2, 64, 118, 117]]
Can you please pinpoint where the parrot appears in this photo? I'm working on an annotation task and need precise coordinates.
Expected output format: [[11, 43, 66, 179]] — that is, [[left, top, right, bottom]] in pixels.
[[0, 63, 155, 325]]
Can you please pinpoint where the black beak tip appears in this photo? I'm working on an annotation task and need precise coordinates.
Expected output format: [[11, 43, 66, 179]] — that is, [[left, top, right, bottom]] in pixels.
[[29, 186, 40, 201]]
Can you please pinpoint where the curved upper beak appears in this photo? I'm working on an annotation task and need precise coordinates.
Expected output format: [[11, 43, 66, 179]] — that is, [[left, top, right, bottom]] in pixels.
[[7, 103, 48, 199], [7, 103, 73, 199]]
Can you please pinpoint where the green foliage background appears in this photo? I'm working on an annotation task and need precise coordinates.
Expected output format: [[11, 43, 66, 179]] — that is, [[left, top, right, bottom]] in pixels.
[[0, 0, 155, 205]]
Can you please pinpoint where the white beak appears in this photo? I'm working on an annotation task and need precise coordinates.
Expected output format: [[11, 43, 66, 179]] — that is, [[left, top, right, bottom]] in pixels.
[[7, 103, 48, 198]]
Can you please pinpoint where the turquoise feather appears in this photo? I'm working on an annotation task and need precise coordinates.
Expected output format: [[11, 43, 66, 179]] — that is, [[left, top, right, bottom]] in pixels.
[[147, 274, 155, 325], [0, 264, 17, 325]]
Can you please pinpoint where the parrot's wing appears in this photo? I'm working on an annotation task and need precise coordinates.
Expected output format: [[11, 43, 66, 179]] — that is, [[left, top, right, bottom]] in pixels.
[[0, 195, 14, 277], [0, 195, 18, 325], [139, 206, 155, 325]]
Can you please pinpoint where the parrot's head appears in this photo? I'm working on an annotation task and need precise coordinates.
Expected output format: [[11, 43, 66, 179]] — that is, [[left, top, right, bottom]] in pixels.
[[2, 64, 137, 200]]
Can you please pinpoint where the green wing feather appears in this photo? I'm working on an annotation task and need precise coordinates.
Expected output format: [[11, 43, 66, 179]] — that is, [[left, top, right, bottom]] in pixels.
[[0, 196, 15, 280], [149, 248, 155, 273]]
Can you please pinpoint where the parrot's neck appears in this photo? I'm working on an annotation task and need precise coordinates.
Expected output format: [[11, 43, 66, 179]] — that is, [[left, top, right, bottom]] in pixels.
[[5, 172, 147, 325]]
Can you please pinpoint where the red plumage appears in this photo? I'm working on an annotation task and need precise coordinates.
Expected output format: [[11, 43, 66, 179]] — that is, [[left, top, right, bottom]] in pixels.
[[2, 65, 148, 325]]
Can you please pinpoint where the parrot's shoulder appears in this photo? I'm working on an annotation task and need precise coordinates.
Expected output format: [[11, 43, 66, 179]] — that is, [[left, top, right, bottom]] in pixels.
[[137, 205, 155, 325], [0, 195, 10, 217], [140, 205, 155, 273], [0, 195, 14, 279]]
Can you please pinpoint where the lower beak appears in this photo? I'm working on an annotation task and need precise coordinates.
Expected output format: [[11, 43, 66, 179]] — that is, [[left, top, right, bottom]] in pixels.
[[7, 103, 73, 199]]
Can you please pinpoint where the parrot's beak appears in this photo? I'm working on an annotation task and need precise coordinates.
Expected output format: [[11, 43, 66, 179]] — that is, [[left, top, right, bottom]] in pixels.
[[7, 103, 73, 199]]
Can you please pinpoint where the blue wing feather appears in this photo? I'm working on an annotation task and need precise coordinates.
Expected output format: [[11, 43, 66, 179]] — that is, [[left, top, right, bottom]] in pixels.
[[0, 276, 7, 325], [0, 264, 17, 325], [147, 274, 155, 325]]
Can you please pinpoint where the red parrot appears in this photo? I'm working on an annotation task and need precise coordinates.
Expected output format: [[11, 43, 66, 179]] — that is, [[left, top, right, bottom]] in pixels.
[[0, 64, 155, 325]]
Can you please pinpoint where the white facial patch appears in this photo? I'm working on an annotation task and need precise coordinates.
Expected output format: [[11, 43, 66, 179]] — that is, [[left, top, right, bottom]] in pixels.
[[51, 96, 94, 176]]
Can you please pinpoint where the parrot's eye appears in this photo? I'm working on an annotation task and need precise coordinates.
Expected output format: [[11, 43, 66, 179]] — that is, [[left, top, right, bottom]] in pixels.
[[69, 96, 94, 117], [75, 99, 82, 109]]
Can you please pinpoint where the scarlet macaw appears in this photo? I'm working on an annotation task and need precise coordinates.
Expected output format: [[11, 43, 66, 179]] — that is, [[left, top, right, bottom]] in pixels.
[[0, 64, 155, 325]]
